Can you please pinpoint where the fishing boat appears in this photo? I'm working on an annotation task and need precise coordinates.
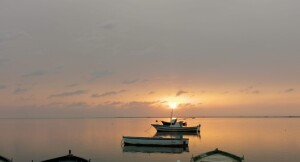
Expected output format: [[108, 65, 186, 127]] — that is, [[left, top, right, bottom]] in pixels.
[[152, 105, 201, 132], [191, 148, 244, 162], [152, 118, 200, 132], [152, 123, 200, 132], [122, 136, 189, 147], [160, 106, 187, 126]]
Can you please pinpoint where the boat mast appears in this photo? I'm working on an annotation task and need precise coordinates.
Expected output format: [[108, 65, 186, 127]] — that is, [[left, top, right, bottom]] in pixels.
[[170, 108, 173, 122]]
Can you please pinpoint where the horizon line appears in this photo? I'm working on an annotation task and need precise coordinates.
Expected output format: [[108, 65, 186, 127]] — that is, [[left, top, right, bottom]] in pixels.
[[0, 115, 299, 119]]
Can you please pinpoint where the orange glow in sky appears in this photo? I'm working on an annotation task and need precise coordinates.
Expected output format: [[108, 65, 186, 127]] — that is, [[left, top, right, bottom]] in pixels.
[[168, 102, 178, 109]]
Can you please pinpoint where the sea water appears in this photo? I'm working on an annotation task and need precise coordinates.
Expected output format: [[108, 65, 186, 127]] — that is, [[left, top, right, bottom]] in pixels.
[[0, 118, 299, 162]]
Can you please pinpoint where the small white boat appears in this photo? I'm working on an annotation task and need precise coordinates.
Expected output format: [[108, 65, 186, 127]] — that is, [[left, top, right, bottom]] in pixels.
[[152, 118, 200, 132], [153, 107, 201, 132], [191, 148, 244, 162], [123, 136, 189, 147]]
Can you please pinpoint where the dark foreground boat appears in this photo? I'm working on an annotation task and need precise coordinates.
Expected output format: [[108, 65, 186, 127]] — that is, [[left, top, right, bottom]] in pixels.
[[191, 148, 244, 162], [40, 150, 90, 162], [0, 155, 12, 162], [123, 145, 189, 154], [123, 136, 189, 147]]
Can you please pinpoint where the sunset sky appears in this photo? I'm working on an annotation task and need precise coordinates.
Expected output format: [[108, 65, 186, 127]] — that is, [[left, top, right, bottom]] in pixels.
[[0, 0, 299, 117]]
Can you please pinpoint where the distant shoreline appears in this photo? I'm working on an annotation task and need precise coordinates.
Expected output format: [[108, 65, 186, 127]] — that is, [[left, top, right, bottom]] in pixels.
[[0, 116, 299, 119]]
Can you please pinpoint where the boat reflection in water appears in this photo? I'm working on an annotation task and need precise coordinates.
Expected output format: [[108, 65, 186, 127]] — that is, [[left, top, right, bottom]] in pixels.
[[123, 145, 189, 154], [121, 131, 198, 154]]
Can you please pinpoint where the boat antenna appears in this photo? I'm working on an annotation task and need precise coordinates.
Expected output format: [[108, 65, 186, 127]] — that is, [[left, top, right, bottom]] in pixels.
[[170, 108, 174, 122]]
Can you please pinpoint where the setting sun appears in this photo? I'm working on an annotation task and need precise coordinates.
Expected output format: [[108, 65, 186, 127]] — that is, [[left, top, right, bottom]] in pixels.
[[169, 102, 178, 109]]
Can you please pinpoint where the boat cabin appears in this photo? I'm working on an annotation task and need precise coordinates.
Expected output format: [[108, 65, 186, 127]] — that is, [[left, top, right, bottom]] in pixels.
[[170, 119, 185, 127]]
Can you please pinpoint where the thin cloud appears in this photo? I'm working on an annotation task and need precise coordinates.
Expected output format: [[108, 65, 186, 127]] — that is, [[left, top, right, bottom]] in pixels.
[[0, 31, 29, 43], [240, 86, 253, 93], [65, 84, 78, 88], [46, 102, 89, 109], [99, 21, 117, 30], [240, 86, 260, 94], [0, 58, 9, 66], [22, 70, 48, 78], [14, 88, 29, 95], [159, 100, 167, 104], [67, 102, 89, 108], [141, 79, 149, 83], [119, 89, 128, 93], [49, 90, 88, 98], [0, 85, 6, 90], [148, 91, 155, 95], [122, 79, 139, 84], [124, 101, 158, 108], [222, 91, 229, 94], [92, 91, 117, 97], [90, 70, 111, 81], [284, 88, 295, 93], [92, 90, 127, 98], [95, 100, 161, 111], [252, 90, 260, 94], [46, 102, 65, 107], [103, 101, 122, 106], [178, 102, 202, 109], [176, 90, 188, 96]]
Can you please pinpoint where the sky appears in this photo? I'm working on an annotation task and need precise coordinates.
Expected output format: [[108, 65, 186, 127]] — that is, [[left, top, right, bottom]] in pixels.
[[0, 0, 299, 117]]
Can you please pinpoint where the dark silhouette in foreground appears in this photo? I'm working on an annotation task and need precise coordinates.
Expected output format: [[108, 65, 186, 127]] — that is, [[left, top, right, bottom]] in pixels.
[[191, 148, 244, 162], [0, 155, 12, 162], [39, 150, 90, 162]]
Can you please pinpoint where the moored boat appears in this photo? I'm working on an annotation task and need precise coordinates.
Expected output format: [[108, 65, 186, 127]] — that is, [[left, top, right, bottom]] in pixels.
[[152, 124, 200, 132], [191, 148, 244, 162], [123, 136, 189, 147], [153, 105, 201, 133], [152, 118, 200, 132]]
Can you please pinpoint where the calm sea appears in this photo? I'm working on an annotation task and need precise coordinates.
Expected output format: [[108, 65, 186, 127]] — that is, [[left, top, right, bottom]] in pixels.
[[0, 118, 299, 162]]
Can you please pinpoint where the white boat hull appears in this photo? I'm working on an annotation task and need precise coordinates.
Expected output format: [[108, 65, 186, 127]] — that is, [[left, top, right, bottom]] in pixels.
[[152, 124, 200, 132], [123, 136, 189, 147]]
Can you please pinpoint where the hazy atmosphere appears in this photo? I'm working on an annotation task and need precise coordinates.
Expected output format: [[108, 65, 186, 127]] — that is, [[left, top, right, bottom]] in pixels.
[[1, 0, 300, 118]]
